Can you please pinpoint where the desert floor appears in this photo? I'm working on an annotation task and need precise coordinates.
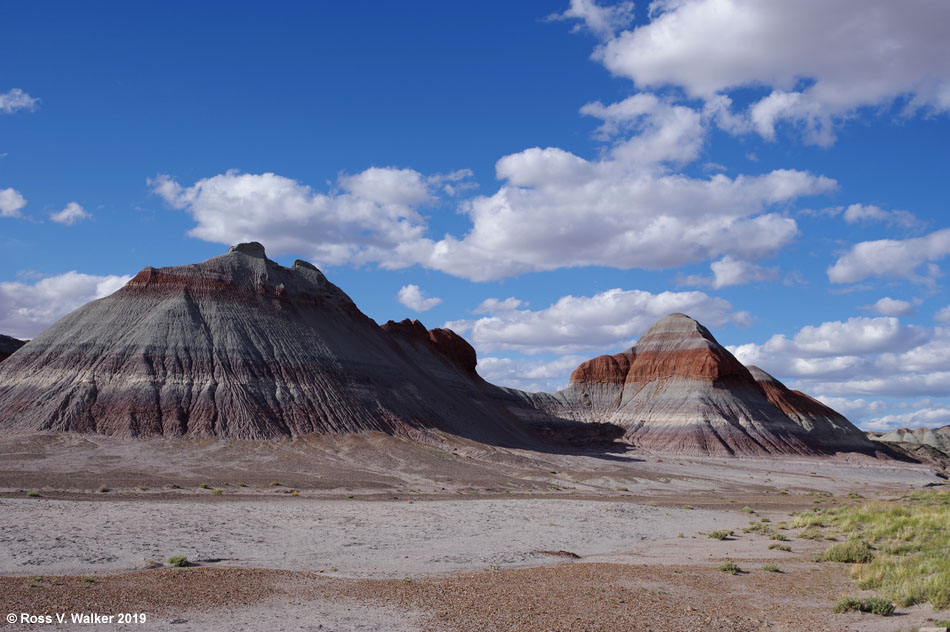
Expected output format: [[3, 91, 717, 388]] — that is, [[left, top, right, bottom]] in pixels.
[[0, 432, 947, 631]]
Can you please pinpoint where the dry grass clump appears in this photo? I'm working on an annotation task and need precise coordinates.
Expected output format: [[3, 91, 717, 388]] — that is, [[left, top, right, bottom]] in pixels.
[[820, 539, 873, 564], [708, 530, 733, 540], [717, 561, 741, 575]]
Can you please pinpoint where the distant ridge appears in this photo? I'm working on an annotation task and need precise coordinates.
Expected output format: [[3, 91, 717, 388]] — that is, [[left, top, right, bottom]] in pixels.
[[0, 335, 25, 363]]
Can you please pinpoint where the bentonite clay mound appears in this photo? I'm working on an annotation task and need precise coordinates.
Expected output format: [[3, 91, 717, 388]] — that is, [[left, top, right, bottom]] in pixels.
[[502, 313, 883, 457], [0, 243, 533, 445], [0, 334, 25, 363], [872, 424, 950, 455]]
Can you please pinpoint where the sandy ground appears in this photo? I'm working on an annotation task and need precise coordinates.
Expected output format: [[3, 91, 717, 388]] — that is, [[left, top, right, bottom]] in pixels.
[[0, 432, 947, 631]]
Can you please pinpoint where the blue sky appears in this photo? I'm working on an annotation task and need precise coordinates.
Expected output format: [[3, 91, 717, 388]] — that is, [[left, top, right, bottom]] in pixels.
[[2, 0, 949, 432]]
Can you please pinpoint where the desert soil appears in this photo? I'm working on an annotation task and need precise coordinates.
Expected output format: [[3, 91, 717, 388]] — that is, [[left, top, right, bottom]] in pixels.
[[0, 431, 947, 631]]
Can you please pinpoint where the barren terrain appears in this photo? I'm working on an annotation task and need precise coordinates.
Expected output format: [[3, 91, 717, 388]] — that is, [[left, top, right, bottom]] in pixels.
[[0, 432, 947, 631]]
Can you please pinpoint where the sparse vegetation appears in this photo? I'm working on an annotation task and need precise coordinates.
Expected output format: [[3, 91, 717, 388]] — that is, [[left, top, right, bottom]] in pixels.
[[709, 530, 733, 540], [26, 490, 40, 497], [270, 481, 281, 487], [197, 483, 210, 489], [769, 533, 788, 541], [768, 543, 792, 552], [832, 596, 894, 616], [97, 485, 110, 493], [793, 489, 950, 610], [81, 576, 96, 584], [717, 561, 741, 575], [237, 482, 248, 487], [167, 555, 189, 567], [762, 563, 781, 573], [290, 490, 299, 496], [211, 488, 223, 495], [682, 505, 695, 510], [615, 486, 629, 492], [741, 506, 755, 514]]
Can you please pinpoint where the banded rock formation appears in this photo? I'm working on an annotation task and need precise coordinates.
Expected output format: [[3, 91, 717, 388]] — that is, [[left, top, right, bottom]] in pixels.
[[872, 425, 950, 456], [0, 243, 531, 445], [0, 335, 25, 363], [504, 314, 878, 456]]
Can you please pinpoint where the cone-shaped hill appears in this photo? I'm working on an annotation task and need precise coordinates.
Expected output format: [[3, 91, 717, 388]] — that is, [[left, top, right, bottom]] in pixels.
[[502, 313, 882, 456], [0, 243, 533, 445]]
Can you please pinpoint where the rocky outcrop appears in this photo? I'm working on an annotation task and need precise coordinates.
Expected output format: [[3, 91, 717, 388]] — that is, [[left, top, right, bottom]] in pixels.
[[872, 425, 950, 455], [0, 335, 26, 363], [504, 314, 881, 456], [0, 244, 531, 445]]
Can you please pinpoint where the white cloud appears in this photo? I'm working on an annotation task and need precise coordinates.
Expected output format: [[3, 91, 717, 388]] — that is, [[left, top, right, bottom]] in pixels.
[[0, 271, 132, 339], [867, 297, 915, 317], [0, 89, 37, 114], [677, 255, 779, 289], [842, 203, 919, 229], [160, 158, 833, 282], [414, 159, 833, 281], [548, 0, 635, 40], [827, 228, 950, 285], [863, 407, 950, 432], [150, 168, 438, 267], [478, 355, 587, 393], [447, 287, 750, 355], [49, 202, 91, 225], [935, 306, 950, 323], [396, 284, 442, 312], [0, 187, 27, 218], [709, 256, 778, 289], [473, 297, 525, 314], [580, 93, 705, 164], [587, 0, 950, 145]]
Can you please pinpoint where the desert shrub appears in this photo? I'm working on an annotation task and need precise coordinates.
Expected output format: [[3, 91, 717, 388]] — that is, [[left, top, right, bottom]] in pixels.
[[768, 543, 792, 552], [821, 540, 874, 564], [769, 533, 788, 541], [26, 490, 40, 497], [197, 483, 210, 489], [709, 530, 733, 540], [762, 563, 781, 573], [167, 555, 188, 567], [832, 596, 894, 616], [211, 489, 223, 495], [741, 506, 755, 514], [717, 561, 741, 575]]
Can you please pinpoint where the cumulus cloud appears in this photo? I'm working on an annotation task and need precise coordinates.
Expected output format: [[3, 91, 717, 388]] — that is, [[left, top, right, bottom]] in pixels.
[[396, 284, 442, 312], [0, 271, 132, 339], [827, 228, 950, 285], [583, 0, 950, 145], [49, 202, 91, 225], [473, 297, 525, 314], [710, 256, 778, 289], [150, 168, 440, 267], [446, 288, 749, 355], [866, 297, 915, 317], [729, 318, 950, 429], [0, 89, 37, 114], [548, 0, 635, 40], [935, 306, 950, 323], [477, 355, 588, 393], [0, 187, 27, 218], [159, 157, 833, 282], [841, 204, 920, 229], [863, 407, 950, 432]]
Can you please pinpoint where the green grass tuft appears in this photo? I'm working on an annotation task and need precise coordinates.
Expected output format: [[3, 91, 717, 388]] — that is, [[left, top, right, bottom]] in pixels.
[[762, 563, 781, 573], [831, 596, 894, 616], [717, 561, 741, 575], [821, 539, 874, 564], [769, 532, 788, 541], [768, 543, 792, 552], [166, 555, 189, 567], [26, 490, 40, 497], [708, 529, 733, 540]]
